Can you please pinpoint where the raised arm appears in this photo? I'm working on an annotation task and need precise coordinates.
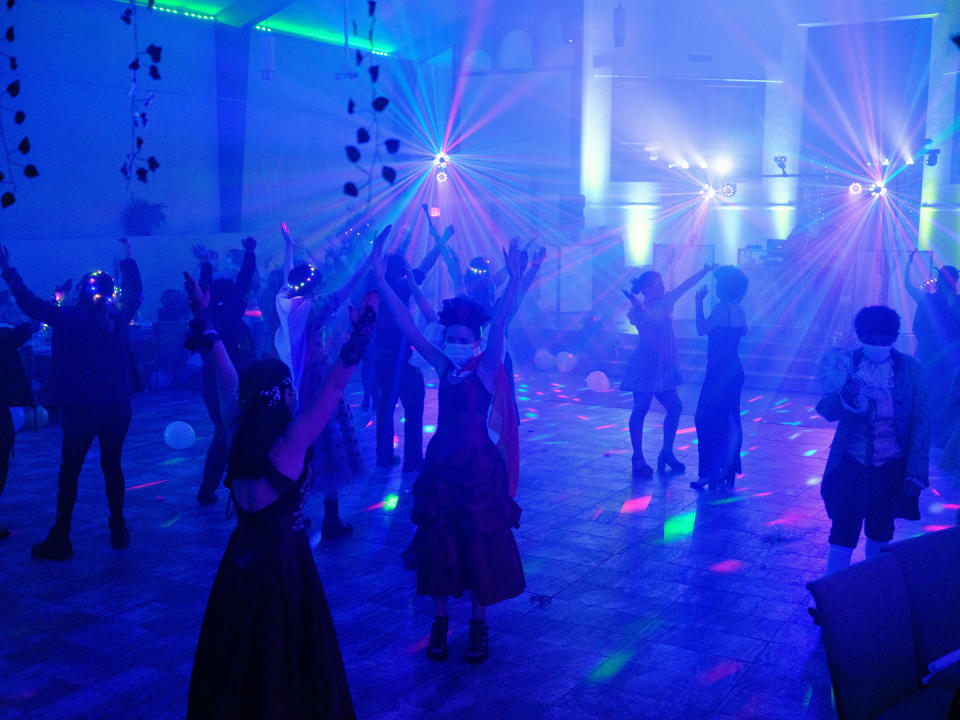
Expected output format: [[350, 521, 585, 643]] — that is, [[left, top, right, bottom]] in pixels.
[[441, 245, 465, 295], [479, 239, 528, 388], [667, 263, 717, 304], [281, 222, 295, 279], [235, 236, 257, 300], [416, 221, 453, 279], [403, 257, 439, 324], [695, 285, 711, 336], [278, 293, 377, 470], [371, 234, 449, 374], [0, 244, 62, 326], [184, 272, 239, 423], [115, 237, 143, 324], [904, 251, 922, 304], [505, 245, 545, 326]]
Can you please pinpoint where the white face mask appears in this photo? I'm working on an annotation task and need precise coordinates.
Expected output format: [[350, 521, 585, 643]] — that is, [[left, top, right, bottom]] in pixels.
[[861, 343, 892, 363], [444, 342, 477, 366]]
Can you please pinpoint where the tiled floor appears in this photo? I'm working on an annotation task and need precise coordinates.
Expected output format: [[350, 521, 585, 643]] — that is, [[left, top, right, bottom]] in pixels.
[[1, 372, 957, 719]]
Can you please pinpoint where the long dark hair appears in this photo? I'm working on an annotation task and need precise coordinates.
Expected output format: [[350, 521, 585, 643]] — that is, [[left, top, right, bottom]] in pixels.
[[438, 295, 490, 341], [225, 358, 294, 483]]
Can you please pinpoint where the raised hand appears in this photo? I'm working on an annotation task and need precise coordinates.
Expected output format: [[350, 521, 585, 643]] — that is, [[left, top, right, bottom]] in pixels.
[[350, 289, 379, 327], [622, 288, 642, 308], [183, 271, 210, 312], [440, 225, 454, 244], [280, 222, 293, 246], [0, 244, 9, 270], [695, 284, 709, 303], [373, 224, 392, 253], [242, 236, 256, 252], [118, 236, 132, 259], [370, 228, 389, 278], [531, 246, 547, 268], [191, 244, 210, 262], [503, 238, 529, 280]]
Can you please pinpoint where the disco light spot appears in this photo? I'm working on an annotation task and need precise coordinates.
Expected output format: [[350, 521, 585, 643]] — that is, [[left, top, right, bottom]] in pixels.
[[748, 396, 763, 403], [591, 508, 604, 521], [383, 494, 399, 511], [127, 479, 169, 490], [162, 514, 181, 528], [588, 650, 634, 682], [753, 492, 772, 497], [803, 449, 817, 457], [676, 427, 696, 435], [922, 525, 952, 532], [620, 496, 652, 514], [709, 559, 745, 574], [663, 510, 696, 542], [806, 477, 822, 486], [596, 424, 615, 430], [424, 425, 436, 434]]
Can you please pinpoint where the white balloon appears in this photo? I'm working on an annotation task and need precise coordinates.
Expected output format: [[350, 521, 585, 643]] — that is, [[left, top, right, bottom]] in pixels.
[[555, 351, 577, 373], [163, 421, 196, 450], [533, 348, 554, 371], [586, 370, 611, 393], [10, 406, 25, 433]]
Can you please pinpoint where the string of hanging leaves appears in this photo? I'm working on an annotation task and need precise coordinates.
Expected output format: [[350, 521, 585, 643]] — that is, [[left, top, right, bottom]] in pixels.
[[0, 0, 38, 209], [120, 0, 162, 186], [343, 0, 400, 201]]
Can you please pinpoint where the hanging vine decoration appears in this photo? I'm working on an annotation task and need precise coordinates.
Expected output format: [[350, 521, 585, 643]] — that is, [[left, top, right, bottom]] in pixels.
[[0, 0, 38, 209], [343, 0, 401, 202], [120, 0, 162, 186]]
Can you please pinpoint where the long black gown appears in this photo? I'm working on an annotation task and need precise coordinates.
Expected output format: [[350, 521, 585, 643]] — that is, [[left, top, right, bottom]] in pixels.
[[187, 463, 355, 720], [694, 324, 746, 486]]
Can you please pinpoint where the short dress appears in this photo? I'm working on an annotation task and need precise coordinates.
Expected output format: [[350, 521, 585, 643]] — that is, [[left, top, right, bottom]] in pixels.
[[621, 297, 682, 393], [404, 363, 525, 606]]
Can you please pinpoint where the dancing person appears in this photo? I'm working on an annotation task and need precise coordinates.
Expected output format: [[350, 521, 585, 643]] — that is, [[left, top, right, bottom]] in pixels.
[[195, 238, 258, 505], [0, 238, 143, 559], [691, 266, 748, 492], [904, 252, 960, 445], [373, 237, 526, 665], [374, 226, 449, 471], [0, 317, 39, 539], [274, 223, 383, 539], [621, 263, 717, 476], [183, 271, 378, 720], [815, 306, 929, 576]]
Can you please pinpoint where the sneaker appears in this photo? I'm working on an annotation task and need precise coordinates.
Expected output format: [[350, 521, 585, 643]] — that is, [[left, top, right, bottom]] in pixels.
[[31, 528, 73, 560], [109, 517, 130, 549]]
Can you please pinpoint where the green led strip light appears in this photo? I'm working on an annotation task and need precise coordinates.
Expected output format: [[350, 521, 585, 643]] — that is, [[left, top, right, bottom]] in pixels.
[[253, 21, 393, 55]]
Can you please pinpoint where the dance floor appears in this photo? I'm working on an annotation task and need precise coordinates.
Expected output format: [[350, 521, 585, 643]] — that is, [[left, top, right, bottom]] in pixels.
[[2, 372, 958, 719]]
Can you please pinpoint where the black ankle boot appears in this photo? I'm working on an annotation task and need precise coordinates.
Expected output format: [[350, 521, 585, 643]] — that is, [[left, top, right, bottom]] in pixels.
[[31, 525, 73, 560], [465, 619, 488, 664], [427, 615, 449, 661], [321, 499, 353, 541], [657, 451, 686, 474]]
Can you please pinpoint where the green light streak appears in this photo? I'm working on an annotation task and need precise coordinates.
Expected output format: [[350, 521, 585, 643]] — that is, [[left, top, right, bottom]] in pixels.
[[588, 650, 634, 682], [663, 510, 696, 542], [255, 20, 394, 54]]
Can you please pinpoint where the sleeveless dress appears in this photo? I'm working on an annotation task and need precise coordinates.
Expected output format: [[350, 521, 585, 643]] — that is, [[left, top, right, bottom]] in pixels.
[[621, 300, 682, 393], [405, 364, 525, 606], [694, 321, 746, 484], [187, 463, 356, 720]]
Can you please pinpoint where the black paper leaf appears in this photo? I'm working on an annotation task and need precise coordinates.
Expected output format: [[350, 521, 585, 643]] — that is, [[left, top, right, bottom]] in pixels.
[[120, 8, 132, 25], [346, 146, 361, 162], [136, 167, 148, 183], [17, 136, 28, 154], [368, 1, 376, 16], [24, 164, 38, 178], [136, 136, 144, 149], [6, 0, 15, 9], [149, 65, 161, 80], [148, 0, 155, 8], [120, 164, 129, 179], [1, 192, 14, 208], [9, 56, 15, 71], [146, 44, 162, 63], [344, 182, 359, 197], [6, 79, 18, 97], [355, 50, 364, 66], [357, 128, 370, 144], [352, 20, 357, 36], [14, 110, 24, 124], [0, 170, 4, 181], [369, 65, 379, 82], [147, 156, 159, 171], [129, 58, 140, 71], [385, 139, 400, 153], [140, 112, 148, 126], [372, 96, 389, 111], [381, 166, 396, 184], [348, 99, 355, 114], [4, 25, 12, 42]]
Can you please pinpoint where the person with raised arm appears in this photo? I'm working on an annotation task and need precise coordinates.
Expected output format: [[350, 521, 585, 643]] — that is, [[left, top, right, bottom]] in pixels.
[[374, 219, 449, 471], [372, 236, 527, 665], [621, 262, 717, 477], [183, 256, 379, 720], [690, 266, 749, 492], [194, 236, 258, 506], [273, 222, 386, 539], [0, 238, 143, 559]]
